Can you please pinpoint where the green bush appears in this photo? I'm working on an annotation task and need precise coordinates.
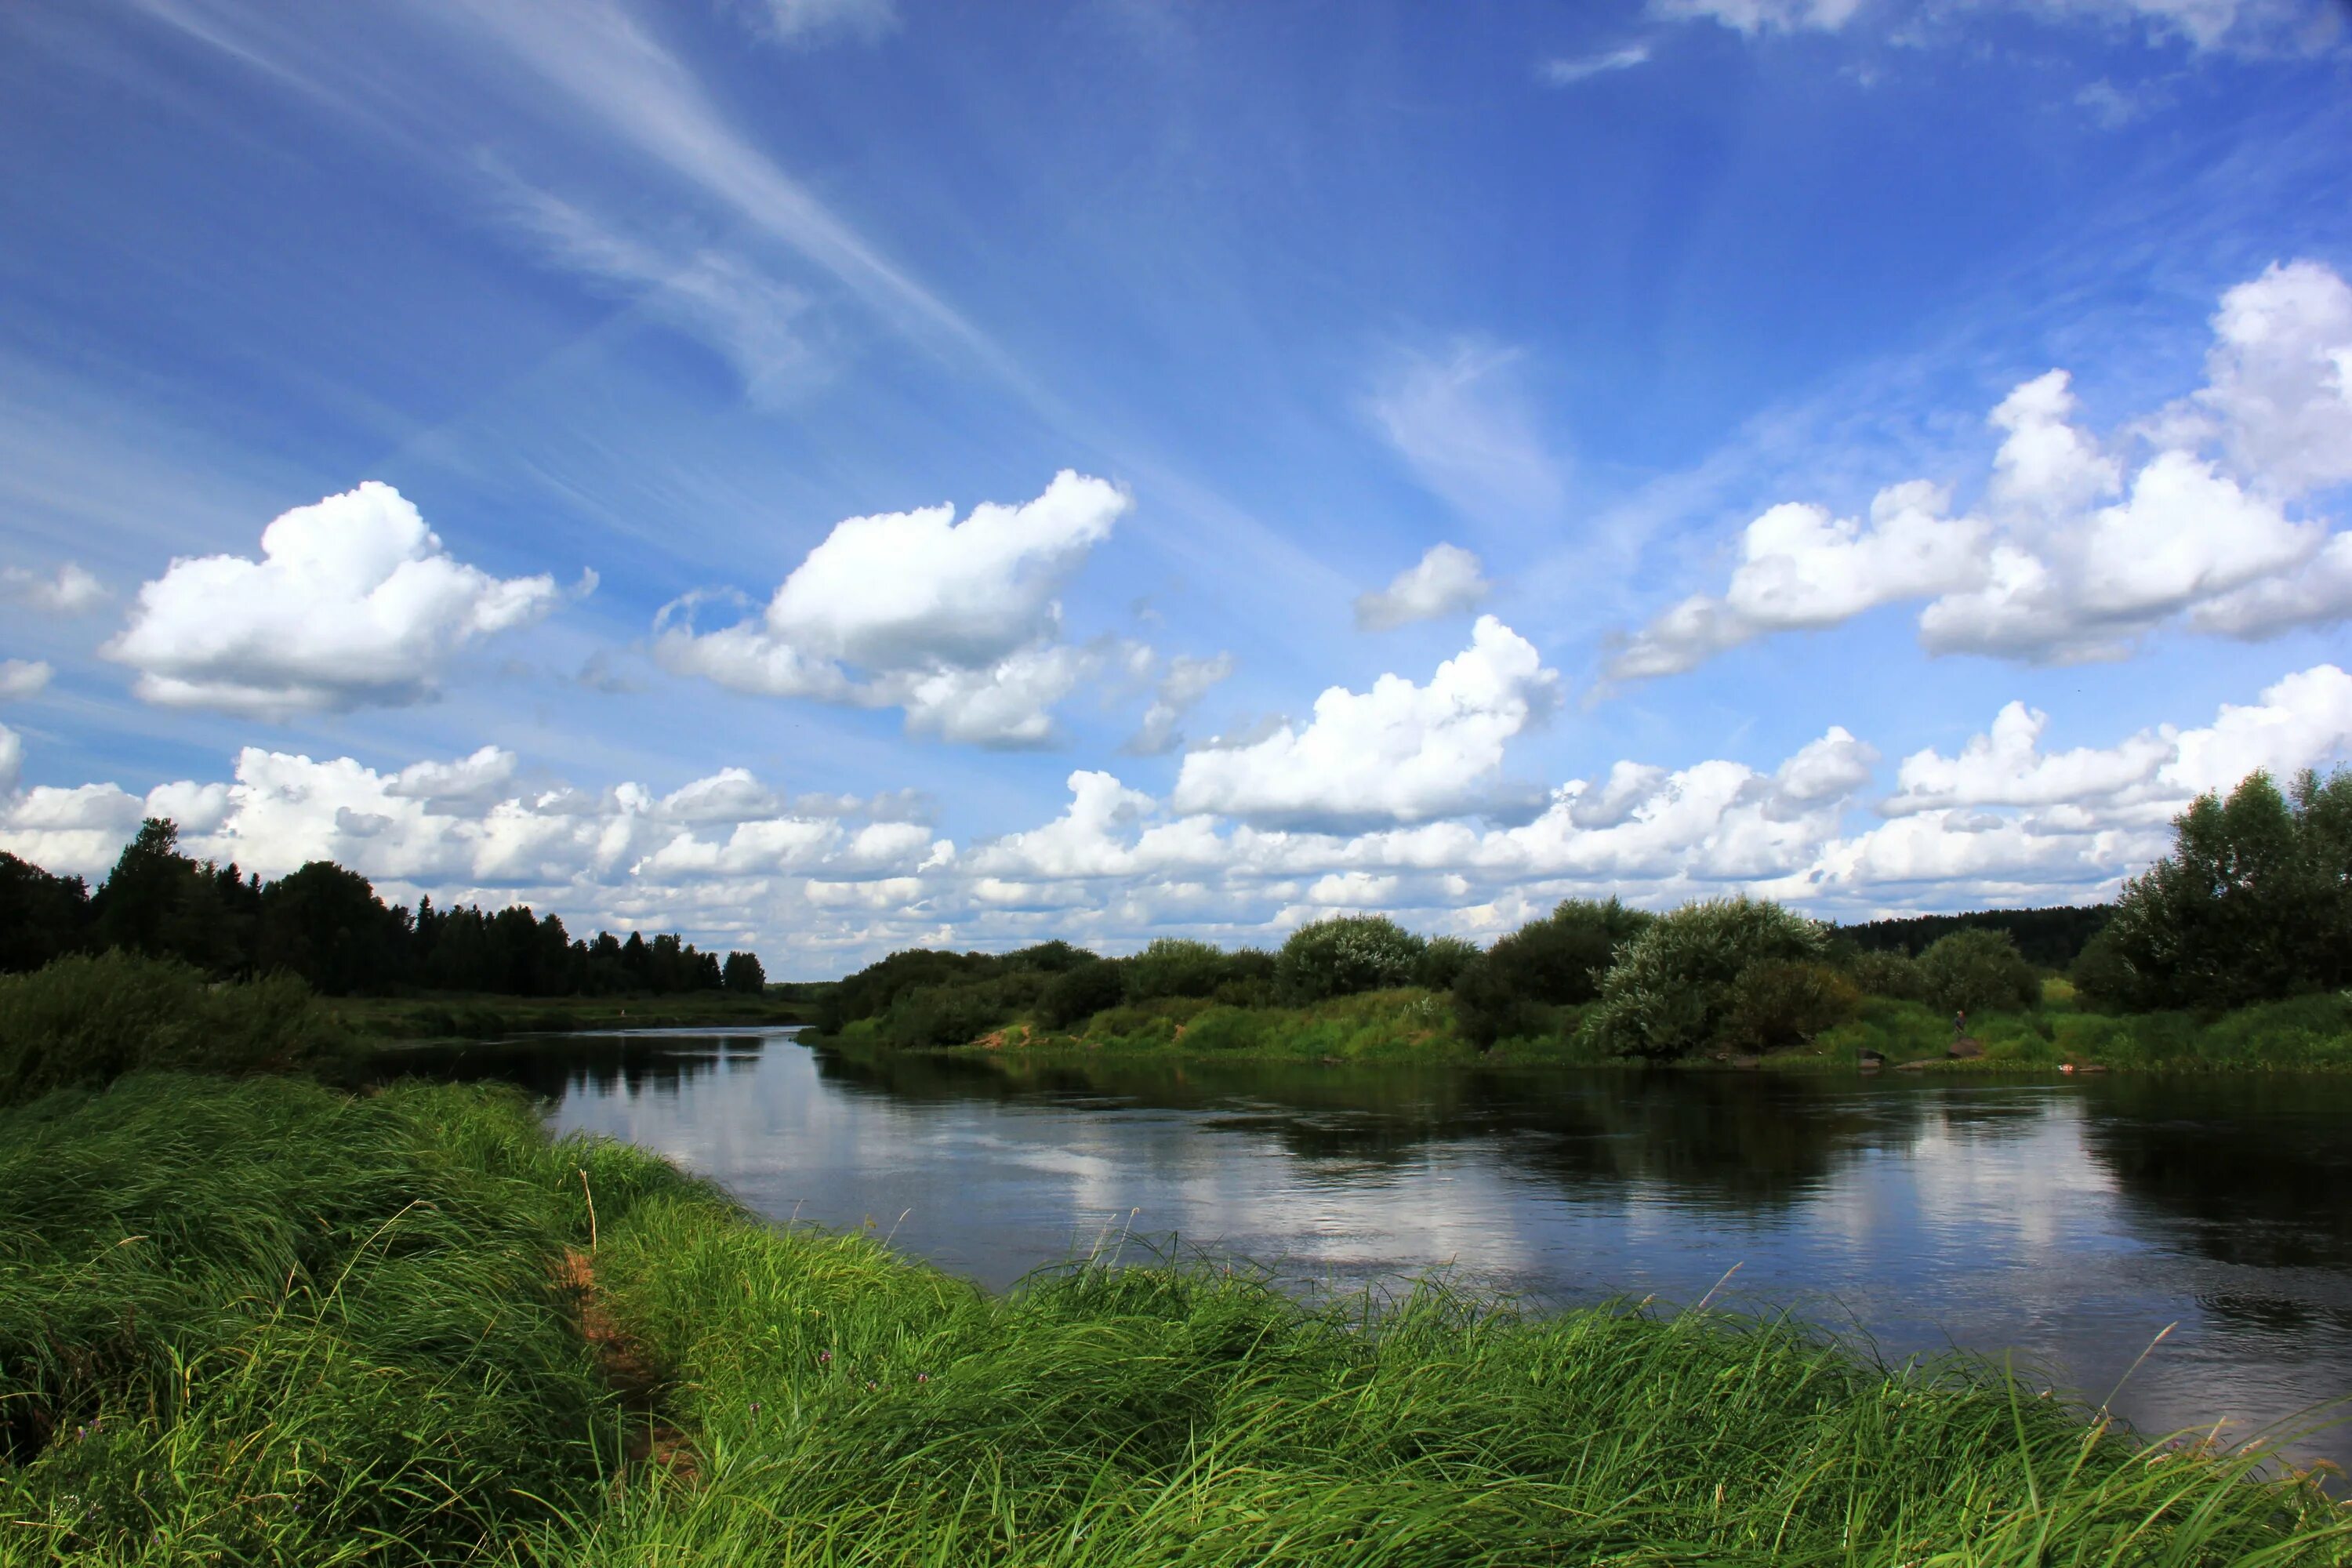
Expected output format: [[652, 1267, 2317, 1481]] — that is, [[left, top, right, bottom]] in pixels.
[[1916, 928, 2042, 1017], [1274, 916, 1425, 1001], [883, 982, 1018, 1049], [1036, 958, 1127, 1029], [1845, 947, 1927, 1001], [1414, 936, 1479, 992], [1591, 898, 1830, 1060], [1454, 899, 1653, 1047], [0, 952, 331, 1107], [1723, 961, 1860, 1052], [1124, 938, 1232, 1001]]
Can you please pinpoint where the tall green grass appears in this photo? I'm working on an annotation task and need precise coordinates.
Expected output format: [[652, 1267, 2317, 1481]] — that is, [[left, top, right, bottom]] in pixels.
[[0, 1074, 686, 1565], [5, 1076, 2346, 1565]]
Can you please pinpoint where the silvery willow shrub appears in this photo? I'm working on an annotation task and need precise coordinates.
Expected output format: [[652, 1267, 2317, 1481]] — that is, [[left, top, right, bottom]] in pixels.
[[1592, 898, 1829, 1060], [1275, 916, 1426, 1002], [1452, 898, 1656, 1047]]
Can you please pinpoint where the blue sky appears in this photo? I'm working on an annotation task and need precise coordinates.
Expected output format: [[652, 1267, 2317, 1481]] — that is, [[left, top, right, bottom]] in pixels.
[[3, 0, 2350, 973]]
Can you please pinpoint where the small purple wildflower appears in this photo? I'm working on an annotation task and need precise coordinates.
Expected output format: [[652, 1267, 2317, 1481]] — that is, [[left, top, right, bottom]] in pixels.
[[749, 1402, 760, 1414], [818, 1351, 831, 1363], [916, 1374, 929, 1384]]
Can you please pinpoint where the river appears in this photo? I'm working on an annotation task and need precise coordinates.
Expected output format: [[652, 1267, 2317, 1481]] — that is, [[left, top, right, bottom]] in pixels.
[[408, 1025, 2352, 1470]]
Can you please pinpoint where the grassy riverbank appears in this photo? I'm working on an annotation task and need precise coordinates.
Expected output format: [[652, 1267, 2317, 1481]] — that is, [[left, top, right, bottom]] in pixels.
[[332, 989, 811, 1047], [821, 982, 2352, 1074], [3, 1073, 2346, 1566]]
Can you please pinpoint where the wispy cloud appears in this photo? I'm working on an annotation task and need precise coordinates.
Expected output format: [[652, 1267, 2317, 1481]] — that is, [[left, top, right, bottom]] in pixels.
[[500, 180, 828, 405], [732, 0, 898, 49], [1367, 340, 1569, 528], [1539, 43, 1653, 83]]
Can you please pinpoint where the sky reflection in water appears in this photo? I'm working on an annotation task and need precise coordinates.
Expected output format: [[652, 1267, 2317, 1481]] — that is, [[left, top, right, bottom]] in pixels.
[[428, 1029, 2352, 1469]]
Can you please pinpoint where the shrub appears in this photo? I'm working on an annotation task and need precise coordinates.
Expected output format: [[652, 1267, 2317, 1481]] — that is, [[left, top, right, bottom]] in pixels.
[[0, 953, 329, 1107], [1846, 948, 1927, 1001], [883, 982, 1017, 1049], [1591, 898, 1829, 1060], [1915, 928, 2041, 1017], [1275, 916, 1426, 1002], [2067, 924, 2140, 1012], [1724, 961, 1860, 1052], [1037, 959, 1127, 1029], [1414, 936, 1479, 992], [1124, 938, 1231, 1002], [1453, 899, 1655, 1047]]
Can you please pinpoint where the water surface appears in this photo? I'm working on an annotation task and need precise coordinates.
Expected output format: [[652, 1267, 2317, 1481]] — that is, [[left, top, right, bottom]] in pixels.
[[412, 1027, 2352, 1466]]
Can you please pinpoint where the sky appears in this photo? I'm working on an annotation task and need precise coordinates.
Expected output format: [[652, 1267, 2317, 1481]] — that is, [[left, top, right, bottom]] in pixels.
[[2, 0, 2350, 975]]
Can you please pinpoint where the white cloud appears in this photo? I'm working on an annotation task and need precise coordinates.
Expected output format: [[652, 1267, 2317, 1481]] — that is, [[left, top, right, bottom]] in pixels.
[[1656, 0, 2321, 49], [1650, 0, 1864, 33], [0, 724, 18, 797], [657, 471, 1132, 746], [2189, 259, 2352, 498], [386, 746, 522, 811], [1171, 616, 1559, 829], [1355, 544, 1492, 632], [1367, 341, 1567, 526], [659, 767, 782, 825], [1610, 481, 1987, 678], [1124, 652, 1236, 757], [506, 185, 823, 405], [1613, 263, 2352, 680], [1, 562, 106, 615], [103, 483, 563, 718], [740, 0, 898, 47], [1540, 44, 1653, 82], [0, 661, 51, 702]]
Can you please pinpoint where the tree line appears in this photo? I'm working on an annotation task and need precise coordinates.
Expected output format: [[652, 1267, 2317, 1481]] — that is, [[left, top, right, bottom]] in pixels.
[[0, 818, 767, 998], [817, 764, 2352, 1059]]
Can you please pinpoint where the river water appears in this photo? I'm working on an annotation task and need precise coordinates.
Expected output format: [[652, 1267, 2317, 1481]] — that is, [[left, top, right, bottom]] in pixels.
[[412, 1025, 2352, 1468]]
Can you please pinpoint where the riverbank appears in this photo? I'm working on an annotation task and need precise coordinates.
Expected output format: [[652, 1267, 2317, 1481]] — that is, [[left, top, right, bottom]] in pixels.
[[332, 989, 811, 1048], [3, 1073, 2344, 1566], [818, 983, 2352, 1074]]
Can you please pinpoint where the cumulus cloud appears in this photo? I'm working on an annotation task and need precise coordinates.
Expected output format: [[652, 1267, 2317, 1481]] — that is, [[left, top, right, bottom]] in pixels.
[[1171, 616, 1559, 829], [657, 470, 1131, 746], [1355, 544, 1492, 632], [0, 661, 51, 702], [103, 483, 564, 718], [1123, 652, 1235, 757], [1611, 262, 2352, 681], [1, 562, 106, 615], [4, 660, 2347, 962]]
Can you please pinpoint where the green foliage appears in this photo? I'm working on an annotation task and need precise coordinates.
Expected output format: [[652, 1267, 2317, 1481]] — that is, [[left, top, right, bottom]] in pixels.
[[1838, 904, 2114, 967], [2095, 768, 2352, 1011], [1916, 927, 2043, 1016], [0, 953, 331, 1107], [1413, 935, 1479, 991], [883, 978, 1039, 1049], [1723, 960, 1860, 1051], [1273, 915, 1425, 1002], [255, 860, 410, 996], [722, 949, 768, 994], [1123, 938, 1231, 1001], [1846, 946, 1928, 1000], [0, 851, 89, 975], [1036, 957, 1127, 1029], [1453, 898, 1653, 1047], [1592, 897, 1831, 1060]]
